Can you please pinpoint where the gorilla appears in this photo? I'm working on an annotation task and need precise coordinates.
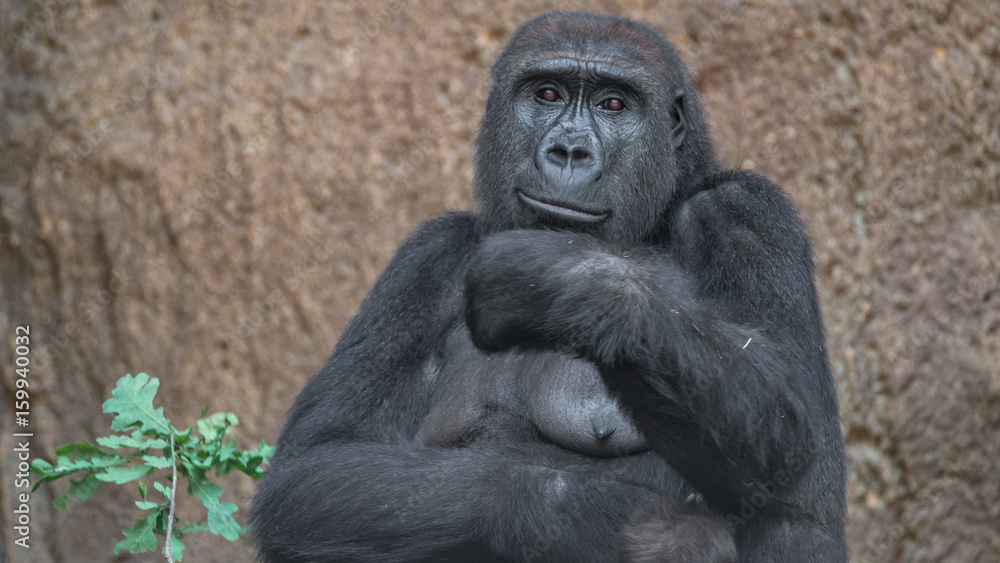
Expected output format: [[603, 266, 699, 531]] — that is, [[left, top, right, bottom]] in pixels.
[[251, 11, 847, 562]]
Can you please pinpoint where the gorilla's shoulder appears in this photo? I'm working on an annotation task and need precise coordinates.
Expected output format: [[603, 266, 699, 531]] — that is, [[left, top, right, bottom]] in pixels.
[[694, 169, 792, 201], [378, 211, 479, 284], [408, 211, 479, 243], [672, 169, 811, 255], [399, 211, 479, 254], [682, 169, 804, 224]]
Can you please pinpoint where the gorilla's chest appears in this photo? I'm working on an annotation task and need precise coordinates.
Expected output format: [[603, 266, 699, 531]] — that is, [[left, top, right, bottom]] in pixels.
[[417, 324, 647, 456]]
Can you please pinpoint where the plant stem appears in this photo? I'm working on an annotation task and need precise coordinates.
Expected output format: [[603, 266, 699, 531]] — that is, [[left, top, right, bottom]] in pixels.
[[165, 435, 177, 563]]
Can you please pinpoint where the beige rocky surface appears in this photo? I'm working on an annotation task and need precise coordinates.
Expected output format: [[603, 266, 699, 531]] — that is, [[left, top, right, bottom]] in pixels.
[[1, 1, 997, 561]]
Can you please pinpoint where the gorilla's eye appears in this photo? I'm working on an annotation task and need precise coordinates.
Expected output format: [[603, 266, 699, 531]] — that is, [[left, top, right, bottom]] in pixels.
[[600, 98, 625, 111], [536, 88, 561, 103]]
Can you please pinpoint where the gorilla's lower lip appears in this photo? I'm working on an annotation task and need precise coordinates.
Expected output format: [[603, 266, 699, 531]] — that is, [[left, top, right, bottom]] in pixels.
[[516, 190, 610, 224]]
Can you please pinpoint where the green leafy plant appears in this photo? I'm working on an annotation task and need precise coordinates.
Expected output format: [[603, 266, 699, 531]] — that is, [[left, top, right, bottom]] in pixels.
[[31, 373, 274, 562]]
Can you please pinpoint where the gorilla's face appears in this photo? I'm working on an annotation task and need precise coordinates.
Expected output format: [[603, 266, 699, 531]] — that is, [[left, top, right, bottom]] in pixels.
[[473, 12, 694, 245]]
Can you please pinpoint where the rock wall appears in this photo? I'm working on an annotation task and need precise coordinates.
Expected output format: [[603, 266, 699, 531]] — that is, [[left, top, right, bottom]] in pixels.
[[1, 0, 997, 560]]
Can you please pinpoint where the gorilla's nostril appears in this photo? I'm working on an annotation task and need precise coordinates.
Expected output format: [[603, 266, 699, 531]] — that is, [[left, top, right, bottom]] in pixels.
[[547, 146, 569, 165], [571, 149, 590, 162]]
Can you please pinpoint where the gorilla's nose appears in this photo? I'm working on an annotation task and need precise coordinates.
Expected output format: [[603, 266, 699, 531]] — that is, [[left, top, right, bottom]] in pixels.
[[536, 128, 604, 190], [544, 142, 595, 168]]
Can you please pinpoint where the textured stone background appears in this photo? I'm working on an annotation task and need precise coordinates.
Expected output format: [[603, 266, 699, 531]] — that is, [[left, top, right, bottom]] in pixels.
[[1, 0, 997, 561]]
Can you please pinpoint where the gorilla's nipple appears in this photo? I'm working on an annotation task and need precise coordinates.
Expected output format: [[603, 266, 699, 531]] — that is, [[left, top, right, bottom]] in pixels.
[[591, 413, 618, 441]]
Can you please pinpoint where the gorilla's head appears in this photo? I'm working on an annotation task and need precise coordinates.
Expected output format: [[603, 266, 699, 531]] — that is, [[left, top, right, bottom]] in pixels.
[[474, 11, 718, 244]]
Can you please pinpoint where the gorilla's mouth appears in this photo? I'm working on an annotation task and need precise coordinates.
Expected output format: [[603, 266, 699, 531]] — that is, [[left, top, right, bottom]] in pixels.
[[516, 190, 610, 224]]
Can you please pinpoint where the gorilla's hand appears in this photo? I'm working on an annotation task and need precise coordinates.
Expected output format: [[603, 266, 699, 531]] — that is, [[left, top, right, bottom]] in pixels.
[[481, 443, 670, 561], [465, 230, 556, 351], [465, 229, 643, 355], [617, 495, 737, 563]]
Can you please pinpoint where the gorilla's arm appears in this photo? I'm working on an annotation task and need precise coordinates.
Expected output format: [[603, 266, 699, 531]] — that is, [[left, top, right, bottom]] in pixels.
[[466, 173, 846, 555], [252, 213, 672, 562], [255, 441, 669, 562]]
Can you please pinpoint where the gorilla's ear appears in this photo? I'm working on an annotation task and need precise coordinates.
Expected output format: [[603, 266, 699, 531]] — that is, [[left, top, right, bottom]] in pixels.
[[669, 89, 687, 149]]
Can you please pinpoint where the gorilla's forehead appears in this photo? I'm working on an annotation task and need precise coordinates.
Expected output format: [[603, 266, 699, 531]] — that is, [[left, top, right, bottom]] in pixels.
[[504, 11, 675, 72]]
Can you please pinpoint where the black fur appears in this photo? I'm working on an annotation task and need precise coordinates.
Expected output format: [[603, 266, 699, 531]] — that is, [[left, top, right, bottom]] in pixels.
[[251, 11, 847, 562]]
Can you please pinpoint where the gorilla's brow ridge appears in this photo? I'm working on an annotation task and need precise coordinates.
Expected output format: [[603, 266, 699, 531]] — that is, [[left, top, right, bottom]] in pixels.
[[510, 53, 660, 89]]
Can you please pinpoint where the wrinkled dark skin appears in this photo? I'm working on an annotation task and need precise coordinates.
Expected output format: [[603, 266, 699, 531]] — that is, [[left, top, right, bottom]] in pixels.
[[251, 11, 847, 563]]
